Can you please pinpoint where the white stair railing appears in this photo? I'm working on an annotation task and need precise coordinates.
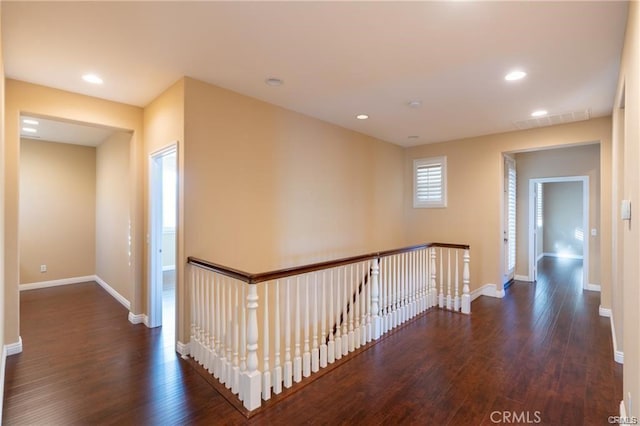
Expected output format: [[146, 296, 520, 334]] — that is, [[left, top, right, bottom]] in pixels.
[[187, 243, 470, 412]]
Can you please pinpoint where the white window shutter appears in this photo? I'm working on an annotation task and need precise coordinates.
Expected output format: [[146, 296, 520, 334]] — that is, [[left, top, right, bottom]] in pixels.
[[414, 156, 447, 208]]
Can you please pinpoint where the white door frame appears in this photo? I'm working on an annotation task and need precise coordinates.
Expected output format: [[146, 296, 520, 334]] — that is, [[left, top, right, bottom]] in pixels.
[[148, 143, 178, 329], [527, 176, 590, 289]]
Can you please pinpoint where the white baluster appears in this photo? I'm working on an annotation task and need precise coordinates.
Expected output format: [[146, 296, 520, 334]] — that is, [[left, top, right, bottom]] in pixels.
[[262, 283, 271, 400], [226, 282, 233, 389], [348, 265, 355, 352], [303, 275, 311, 378], [400, 253, 406, 323], [342, 267, 349, 356], [284, 279, 292, 388], [189, 266, 196, 361], [366, 263, 372, 343], [241, 284, 261, 411], [294, 277, 302, 383], [334, 270, 342, 360], [462, 249, 471, 314], [371, 258, 381, 340], [239, 284, 247, 399], [454, 250, 460, 312], [220, 281, 227, 386], [430, 248, 437, 308], [328, 269, 336, 363], [209, 274, 216, 372], [213, 274, 220, 379], [355, 262, 362, 348], [273, 280, 282, 394], [233, 293, 240, 395], [360, 262, 371, 345], [447, 249, 452, 310], [439, 248, 444, 308], [312, 274, 320, 373], [320, 271, 328, 368], [408, 252, 414, 319]]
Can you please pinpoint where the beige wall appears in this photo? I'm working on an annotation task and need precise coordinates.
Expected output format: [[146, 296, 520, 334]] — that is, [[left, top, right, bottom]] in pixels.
[[4, 80, 143, 344], [404, 117, 611, 298], [514, 144, 600, 283], [96, 132, 132, 300], [542, 182, 584, 257], [183, 77, 405, 273], [0, 2, 7, 414], [19, 139, 96, 284], [177, 77, 404, 342], [612, 0, 640, 416]]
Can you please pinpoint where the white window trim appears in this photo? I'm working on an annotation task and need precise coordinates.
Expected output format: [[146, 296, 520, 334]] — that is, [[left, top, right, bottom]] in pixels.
[[413, 156, 447, 208]]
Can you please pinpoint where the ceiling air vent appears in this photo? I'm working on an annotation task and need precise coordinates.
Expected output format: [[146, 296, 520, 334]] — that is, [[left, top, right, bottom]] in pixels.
[[514, 109, 591, 130]]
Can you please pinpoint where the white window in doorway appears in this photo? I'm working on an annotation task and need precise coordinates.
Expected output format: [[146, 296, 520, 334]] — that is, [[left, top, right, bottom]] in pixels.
[[536, 182, 543, 228], [506, 157, 516, 272], [413, 156, 447, 208]]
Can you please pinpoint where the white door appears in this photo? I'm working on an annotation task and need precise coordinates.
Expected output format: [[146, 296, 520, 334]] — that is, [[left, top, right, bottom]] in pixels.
[[504, 156, 516, 283]]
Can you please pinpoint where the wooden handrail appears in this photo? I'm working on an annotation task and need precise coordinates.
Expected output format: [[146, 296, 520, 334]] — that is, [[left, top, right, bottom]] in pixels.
[[187, 242, 469, 285]]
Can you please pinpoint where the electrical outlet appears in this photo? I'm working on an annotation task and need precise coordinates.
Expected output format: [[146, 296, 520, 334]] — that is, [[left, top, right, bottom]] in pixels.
[[40, 264, 47, 273]]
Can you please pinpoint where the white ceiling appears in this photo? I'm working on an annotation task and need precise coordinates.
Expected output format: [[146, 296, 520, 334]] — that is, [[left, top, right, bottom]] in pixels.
[[2, 1, 629, 147]]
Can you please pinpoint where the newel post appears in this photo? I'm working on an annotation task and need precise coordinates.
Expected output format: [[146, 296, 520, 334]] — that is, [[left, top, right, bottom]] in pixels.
[[371, 258, 382, 340], [242, 284, 262, 411], [461, 249, 471, 314]]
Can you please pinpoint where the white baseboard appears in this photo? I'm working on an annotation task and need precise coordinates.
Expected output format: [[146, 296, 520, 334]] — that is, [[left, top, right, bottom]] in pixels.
[[128, 312, 149, 327], [162, 265, 176, 272], [176, 341, 190, 358], [470, 284, 505, 301], [94, 276, 131, 310], [6, 336, 23, 356], [20, 275, 96, 291], [514, 274, 530, 281], [585, 283, 601, 292], [542, 252, 584, 260], [609, 313, 624, 364], [599, 306, 612, 318]]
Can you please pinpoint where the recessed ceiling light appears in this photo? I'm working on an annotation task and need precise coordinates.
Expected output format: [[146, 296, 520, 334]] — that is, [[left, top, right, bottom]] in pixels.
[[505, 70, 527, 81], [82, 74, 103, 85], [22, 127, 37, 133], [531, 110, 548, 117], [22, 118, 39, 125], [356, 114, 369, 120], [408, 100, 422, 108], [265, 77, 284, 87]]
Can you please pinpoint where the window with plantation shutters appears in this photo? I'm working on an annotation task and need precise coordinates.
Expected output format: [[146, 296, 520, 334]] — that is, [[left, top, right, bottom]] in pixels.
[[413, 156, 447, 208]]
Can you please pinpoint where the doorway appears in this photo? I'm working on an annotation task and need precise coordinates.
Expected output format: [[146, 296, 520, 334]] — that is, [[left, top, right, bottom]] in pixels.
[[149, 145, 178, 340], [503, 155, 517, 285], [527, 176, 589, 289]]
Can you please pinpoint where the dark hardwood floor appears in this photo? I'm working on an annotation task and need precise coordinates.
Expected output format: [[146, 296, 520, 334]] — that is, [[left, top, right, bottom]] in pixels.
[[3, 257, 622, 425]]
